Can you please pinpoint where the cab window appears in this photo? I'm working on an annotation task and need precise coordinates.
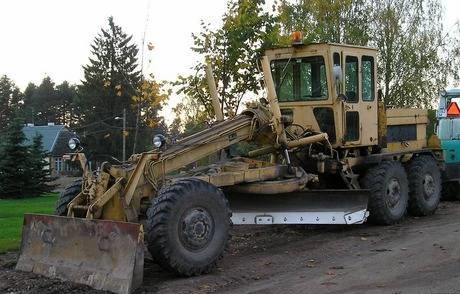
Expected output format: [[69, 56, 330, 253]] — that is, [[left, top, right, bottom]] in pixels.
[[271, 56, 328, 102], [345, 56, 358, 102], [362, 56, 375, 101]]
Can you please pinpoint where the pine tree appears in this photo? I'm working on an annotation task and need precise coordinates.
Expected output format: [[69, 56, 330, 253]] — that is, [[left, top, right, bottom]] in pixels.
[[55, 81, 79, 127], [78, 16, 142, 160], [27, 134, 55, 195], [0, 75, 23, 133], [21, 82, 37, 124], [0, 118, 30, 198]]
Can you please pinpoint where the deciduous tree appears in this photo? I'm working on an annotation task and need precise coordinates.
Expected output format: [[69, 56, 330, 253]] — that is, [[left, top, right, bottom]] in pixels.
[[370, 0, 460, 107], [173, 0, 276, 133]]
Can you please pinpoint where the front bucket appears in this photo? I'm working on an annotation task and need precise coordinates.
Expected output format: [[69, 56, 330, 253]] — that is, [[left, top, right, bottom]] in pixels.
[[15, 214, 144, 294]]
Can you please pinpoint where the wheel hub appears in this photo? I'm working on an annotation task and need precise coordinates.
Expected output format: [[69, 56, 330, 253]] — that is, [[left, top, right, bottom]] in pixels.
[[423, 174, 435, 200], [179, 208, 214, 251], [386, 178, 401, 208]]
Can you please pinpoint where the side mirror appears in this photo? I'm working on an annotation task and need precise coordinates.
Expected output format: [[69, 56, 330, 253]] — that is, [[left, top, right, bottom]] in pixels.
[[333, 65, 342, 98], [333, 65, 342, 82]]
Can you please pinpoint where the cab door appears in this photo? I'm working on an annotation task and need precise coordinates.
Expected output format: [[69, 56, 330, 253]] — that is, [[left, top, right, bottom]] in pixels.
[[342, 53, 378, 147]]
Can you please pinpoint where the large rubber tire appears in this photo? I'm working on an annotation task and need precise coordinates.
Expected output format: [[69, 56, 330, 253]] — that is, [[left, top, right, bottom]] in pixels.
[[55, 179, 82, 216], [361, 161, 409, 225], [407, 155, 441, 216], [441, 181, 460, 201], [146, 178, 231, 276]]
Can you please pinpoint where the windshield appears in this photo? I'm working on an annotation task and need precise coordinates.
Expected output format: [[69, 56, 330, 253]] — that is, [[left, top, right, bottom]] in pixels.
[[271, 56, 328, 102]]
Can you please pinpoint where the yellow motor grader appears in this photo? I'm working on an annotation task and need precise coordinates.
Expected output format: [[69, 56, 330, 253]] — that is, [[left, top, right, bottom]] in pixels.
[[16, 36, 442, 294]]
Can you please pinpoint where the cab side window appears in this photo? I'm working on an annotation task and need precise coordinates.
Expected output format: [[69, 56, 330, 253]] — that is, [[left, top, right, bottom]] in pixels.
[[362, 56, 375, 101], [345, 56, 359, 102]]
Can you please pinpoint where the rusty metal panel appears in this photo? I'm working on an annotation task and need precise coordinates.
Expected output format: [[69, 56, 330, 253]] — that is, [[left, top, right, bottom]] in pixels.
[[16, 214, 144, 294]]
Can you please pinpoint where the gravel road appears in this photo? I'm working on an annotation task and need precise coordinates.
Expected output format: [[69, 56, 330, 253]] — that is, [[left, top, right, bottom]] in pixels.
[[2, 201, 460, 294]]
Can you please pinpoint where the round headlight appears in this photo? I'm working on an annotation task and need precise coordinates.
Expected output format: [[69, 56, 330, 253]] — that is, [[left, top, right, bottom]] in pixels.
[[68, 138, 80, 150], [153, 134, 165, 148]]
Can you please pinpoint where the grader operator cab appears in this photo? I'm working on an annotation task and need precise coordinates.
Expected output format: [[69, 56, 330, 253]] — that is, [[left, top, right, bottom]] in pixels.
[[16, 40, 442, 294]]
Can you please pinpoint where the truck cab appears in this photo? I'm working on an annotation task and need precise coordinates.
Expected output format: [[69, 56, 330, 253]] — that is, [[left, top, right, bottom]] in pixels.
[[437, 89, 460, 181], [266, 43, 378, 148]]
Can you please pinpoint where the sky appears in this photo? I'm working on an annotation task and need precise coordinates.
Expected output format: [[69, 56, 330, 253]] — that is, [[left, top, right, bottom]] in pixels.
[[0, 0, 227, 89], [1, 0, 460, 121]]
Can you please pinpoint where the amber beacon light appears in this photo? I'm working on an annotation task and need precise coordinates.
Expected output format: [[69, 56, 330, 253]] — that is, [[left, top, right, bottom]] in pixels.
[[291, 31, 303, 45]]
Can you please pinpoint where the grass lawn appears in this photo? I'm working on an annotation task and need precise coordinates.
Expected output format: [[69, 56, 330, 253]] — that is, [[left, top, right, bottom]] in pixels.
[[0, 193, 58, 253]]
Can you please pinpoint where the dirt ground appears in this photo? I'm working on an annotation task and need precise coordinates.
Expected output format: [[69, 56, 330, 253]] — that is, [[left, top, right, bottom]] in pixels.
[[1, 201, 460, 294]]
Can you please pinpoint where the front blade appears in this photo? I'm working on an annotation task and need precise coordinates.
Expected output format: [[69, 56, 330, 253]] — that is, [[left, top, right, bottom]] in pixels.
[[228, 189, 370, 225], [15, 214, 144, 294]]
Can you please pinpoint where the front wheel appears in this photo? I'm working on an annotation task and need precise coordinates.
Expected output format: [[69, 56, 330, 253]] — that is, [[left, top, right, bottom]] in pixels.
[[361, 161, 409, 225], [146, 179, 231, 276], [55, 179, 82, 216]]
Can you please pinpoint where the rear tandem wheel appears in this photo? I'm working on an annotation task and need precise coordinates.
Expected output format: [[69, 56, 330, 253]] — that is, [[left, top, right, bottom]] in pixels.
[[361, 161, 409, 225], [406, 155, 441, 216]]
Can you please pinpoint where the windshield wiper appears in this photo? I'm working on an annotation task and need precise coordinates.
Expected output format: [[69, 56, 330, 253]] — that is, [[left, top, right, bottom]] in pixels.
[[276, 55, 293, 94]]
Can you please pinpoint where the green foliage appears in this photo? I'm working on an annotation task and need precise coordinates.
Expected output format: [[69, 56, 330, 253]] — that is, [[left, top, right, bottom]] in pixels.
[[173, 0, 276, 133], [21, 78, 79, 126], [28, 134, 55, 194], [0, 75, 22, 132], [427, 109, 437, 138], [0, 193, 57, 252], [55, 81, 80, 127], [0, 119, 54, 198], [370, 0, 459, 108], [0, 118, 31, 198], [275, 0, 459, 108], [78, 16, 142, 159], [173, 0, 459, 135], [276, 0, 370, 45]]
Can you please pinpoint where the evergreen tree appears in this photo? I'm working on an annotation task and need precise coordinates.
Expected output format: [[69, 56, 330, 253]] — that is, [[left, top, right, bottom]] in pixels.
[[27, 134, 54, 194], [31, 77, 59, 125], [22, 79, 79, 127], [21, 82, 37, 124], [0, 118, 30, 198], [55, 81, 79, 127], [78, 16, 142, 159], [0, 75, 23, 133]]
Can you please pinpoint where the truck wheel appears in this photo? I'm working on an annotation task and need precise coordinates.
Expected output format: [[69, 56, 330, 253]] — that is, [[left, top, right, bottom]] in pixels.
[[146, 178, 231, 276], [55, 179, 82, 216], [407, 156, 441, 216], [361, 161, 409, 225], [441, 182, 460, 200]]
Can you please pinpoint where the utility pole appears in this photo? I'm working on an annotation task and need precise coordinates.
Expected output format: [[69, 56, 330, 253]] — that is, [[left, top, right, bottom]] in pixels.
[[122, 108, 126, 162], [115, 109, 127, 162]]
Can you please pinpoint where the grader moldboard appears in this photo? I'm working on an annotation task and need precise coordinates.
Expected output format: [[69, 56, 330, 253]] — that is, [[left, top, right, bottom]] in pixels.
[[16, 37, 443, 294]]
